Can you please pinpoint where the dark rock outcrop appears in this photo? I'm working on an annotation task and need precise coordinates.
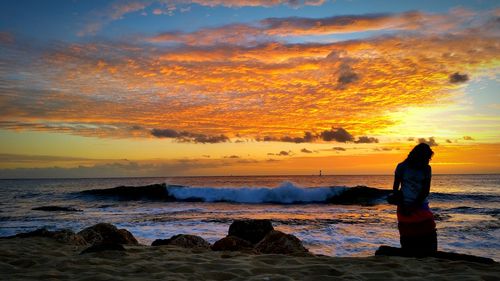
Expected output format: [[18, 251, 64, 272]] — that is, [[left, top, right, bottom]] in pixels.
[[327, 186, 390, 205], [4, 228, 87, 245], [254, 230, 309, 255], [211, 235, 253, 252], [80, 183, 172, 201], [152, 234, 211, 249], [32, 206, 82, 212], [228, 219, 274, 244], [78, 223, 138, 245], [375, 245, 496, 264], [80, 243, 126, 254]]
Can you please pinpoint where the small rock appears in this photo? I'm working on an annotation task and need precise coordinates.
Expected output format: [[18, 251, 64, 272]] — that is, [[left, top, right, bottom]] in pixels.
[[5, 228, 87, 246], [255, 230, 309, 255], [212, 236, 253, 251], [32, 206, 82, 212], [80, 243, 125, 254], [152, 234, 211, 249], [228, 219, 274, 244], [78, 223, 138, 245]]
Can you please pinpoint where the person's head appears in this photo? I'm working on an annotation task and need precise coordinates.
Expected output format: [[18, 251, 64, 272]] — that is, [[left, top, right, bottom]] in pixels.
[[404, 143, 434, 168]]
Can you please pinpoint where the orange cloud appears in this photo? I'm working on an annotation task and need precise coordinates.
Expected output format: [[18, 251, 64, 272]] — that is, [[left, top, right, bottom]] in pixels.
[[148, 10, 481, 45], [1, 12, 499, 142]]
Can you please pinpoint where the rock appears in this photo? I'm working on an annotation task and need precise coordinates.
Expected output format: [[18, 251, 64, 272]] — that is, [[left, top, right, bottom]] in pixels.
[[152, 234, 211, 249], [78, 223, 138, 245], [80, 183, 173, 201], [80, 243, 126, 254], [255, 230, 309, 255], [228, 219, 274, 244], [375, 245, 496, 264], [327, 186, 390, 205], [211, 236, 253, 252], [5, 228, 87, 245], [32, 206, 82, 212]]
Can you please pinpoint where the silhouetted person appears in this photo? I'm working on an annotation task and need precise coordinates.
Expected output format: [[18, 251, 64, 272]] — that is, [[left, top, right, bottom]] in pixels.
[[392, 143, 437, 255]]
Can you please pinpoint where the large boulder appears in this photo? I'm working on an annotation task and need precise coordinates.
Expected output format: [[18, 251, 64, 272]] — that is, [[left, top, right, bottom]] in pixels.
[[211, 235, 253, 252], [5, 228, 87, 245], [228, 219, 274, 244], [152, 234, 211, 249], [78, 223, 138, 245], [254, 230, 309, 255]]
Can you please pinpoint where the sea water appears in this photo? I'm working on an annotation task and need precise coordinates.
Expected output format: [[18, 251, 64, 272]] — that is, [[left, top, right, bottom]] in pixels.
[[0, 175, 498, 260]]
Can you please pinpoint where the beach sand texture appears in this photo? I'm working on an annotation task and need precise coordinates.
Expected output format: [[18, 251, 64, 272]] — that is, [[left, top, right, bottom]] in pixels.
[[1, 237, 498, 281]]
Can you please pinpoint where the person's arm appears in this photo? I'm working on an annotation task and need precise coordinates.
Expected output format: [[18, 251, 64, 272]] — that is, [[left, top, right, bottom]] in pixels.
[[393, 163, 402, 192], [393, 176, 401, 192]]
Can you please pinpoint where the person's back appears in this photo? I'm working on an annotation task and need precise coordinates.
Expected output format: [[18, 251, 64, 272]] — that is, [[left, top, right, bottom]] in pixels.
[[395, 161, 431, 206]]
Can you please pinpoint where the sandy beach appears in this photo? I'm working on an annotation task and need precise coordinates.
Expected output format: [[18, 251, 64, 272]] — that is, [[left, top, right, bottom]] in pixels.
[[1, 236, 498, 281]]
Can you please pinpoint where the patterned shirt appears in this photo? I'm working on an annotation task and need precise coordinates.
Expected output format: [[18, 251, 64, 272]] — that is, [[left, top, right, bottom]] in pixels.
[[395, 162, 431, 205]]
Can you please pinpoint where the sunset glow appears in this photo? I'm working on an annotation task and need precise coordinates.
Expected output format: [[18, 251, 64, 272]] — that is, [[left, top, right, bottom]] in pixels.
[[0, 0, 499, 177]]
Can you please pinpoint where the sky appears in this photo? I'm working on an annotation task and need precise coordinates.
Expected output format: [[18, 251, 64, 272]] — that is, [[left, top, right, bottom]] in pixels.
[[0, 0, 499, 178]]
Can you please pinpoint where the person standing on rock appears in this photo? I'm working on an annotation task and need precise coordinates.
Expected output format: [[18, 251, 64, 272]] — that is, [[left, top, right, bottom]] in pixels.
[[391, 143, 437, 254]]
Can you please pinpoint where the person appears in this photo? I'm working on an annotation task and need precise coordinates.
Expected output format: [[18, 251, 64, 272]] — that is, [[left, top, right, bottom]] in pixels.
[[392, 143, 437, 255]]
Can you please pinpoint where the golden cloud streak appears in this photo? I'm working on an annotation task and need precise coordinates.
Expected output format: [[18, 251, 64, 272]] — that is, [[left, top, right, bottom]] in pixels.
[[1, 12, 499, 141]]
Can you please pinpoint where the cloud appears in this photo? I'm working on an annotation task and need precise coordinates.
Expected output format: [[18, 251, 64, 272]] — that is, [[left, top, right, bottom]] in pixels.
[[300, 148, 312, 153], [446, 139, 452, 143], [0, 32, 14, 44], [224, 155, 240, 158], [190, 0, 325, 8], [332, 147, 346, 151], [147, 10, 478, 46], [79, 0, 327, 36], [449, 72, 469, 83], [0, 157, 266, 178], [278, 150, 290, 156], [463, 136, 474, 140], [151, 129, 229, 143], [1, 10, 498, 143], [418, 137, 438, 147], [320, 128, 354, 142], [0, 153, 100, 163], [354, 136, 379, 144]]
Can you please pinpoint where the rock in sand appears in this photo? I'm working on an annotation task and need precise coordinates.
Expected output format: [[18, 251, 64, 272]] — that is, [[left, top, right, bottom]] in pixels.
[[78, 223, 138, 245], [152, 234, 211, 249], [228, 219, 274, 244]]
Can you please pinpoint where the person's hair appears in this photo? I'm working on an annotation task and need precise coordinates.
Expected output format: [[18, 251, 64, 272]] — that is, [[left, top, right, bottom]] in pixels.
[[404, 143, 434, 169]]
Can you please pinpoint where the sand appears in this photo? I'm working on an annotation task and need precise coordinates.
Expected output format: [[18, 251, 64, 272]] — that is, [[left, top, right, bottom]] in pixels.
[[1, 237, 498, 281]]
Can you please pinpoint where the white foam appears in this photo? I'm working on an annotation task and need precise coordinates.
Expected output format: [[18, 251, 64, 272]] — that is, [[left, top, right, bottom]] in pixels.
[[166, 181, 345, 204]]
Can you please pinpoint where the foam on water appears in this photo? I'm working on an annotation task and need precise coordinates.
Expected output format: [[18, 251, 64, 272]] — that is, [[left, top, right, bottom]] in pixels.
[[166, 181, 345, 203]]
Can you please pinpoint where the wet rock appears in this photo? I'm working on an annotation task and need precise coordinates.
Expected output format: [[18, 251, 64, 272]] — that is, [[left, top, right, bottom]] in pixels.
[[80, 183, 173, 201], [5, 228, 87, 245], [32, 206, 82, 212], [78, 223, 138, 245], [327, 186, 390, 205], [254, 230, 309, 255], [152, 234, 211, 249], [211, 236, 253, 251], [80, 243, 125, 254], [228, 219, 274, 244]]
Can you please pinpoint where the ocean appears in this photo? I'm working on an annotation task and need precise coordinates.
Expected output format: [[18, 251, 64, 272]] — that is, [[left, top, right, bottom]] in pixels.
[[0, 175, 498, 260]]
